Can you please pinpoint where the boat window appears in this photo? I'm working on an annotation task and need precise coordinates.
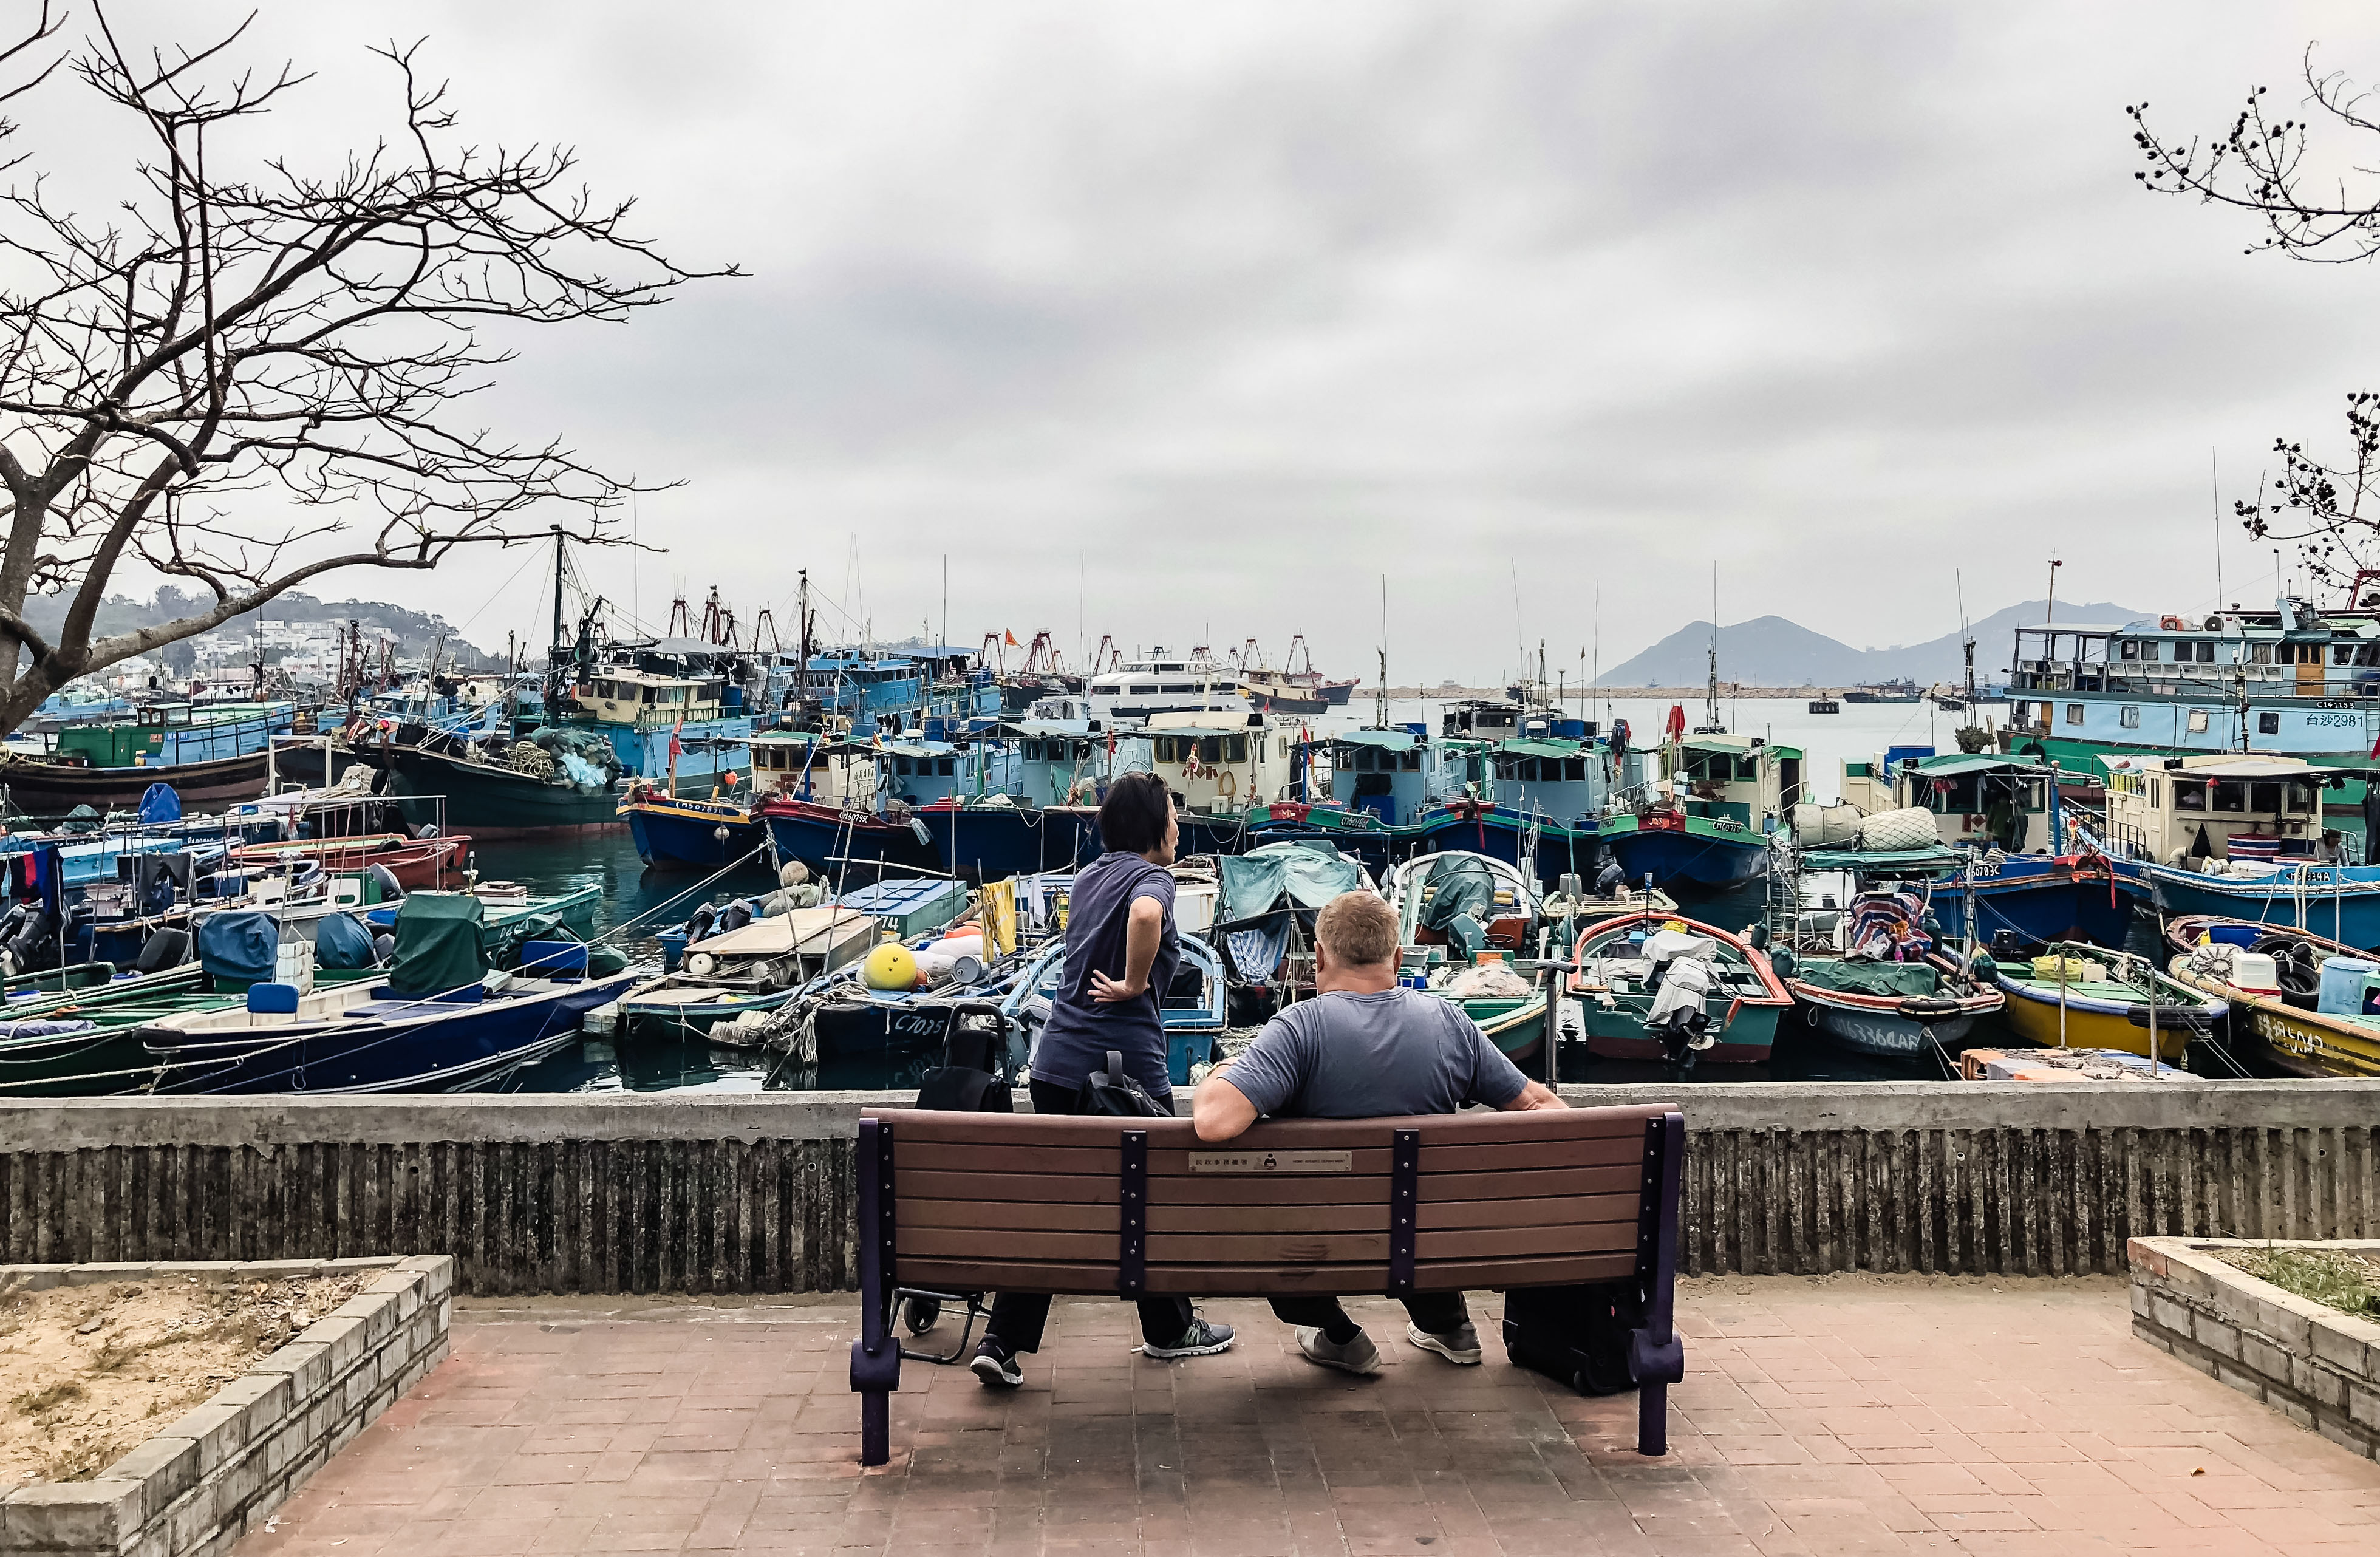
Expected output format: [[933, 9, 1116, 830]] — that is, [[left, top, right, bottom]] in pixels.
[[2212, 781, 2248, 813], [2065, 704, 2084, 725], [1226, 736, 1247, 763], [1402, 750, 1422, 772], [1565, 758, 1586, 781], [2194, 642, 2214, 663], [1161, 683, 1196, 693], [1735, 757, 1760, 780], [2291, 782, 2318, 813], [938, 759, 955, 777], [2175, 780, 2206, 811], [2339, 645, 2358, 666], [2252, 642, 2273, 664], [2188, 709, 2210, 732], [2260, 712, 2281, 735], [1130, 683, 1161, 694], [2119, 640, 2140, 661], [2362, 644, 2380, 666], [2251, 781, 2281, 814], [2119, 705, 2140, 728], [1199, 738, 1224, 762]]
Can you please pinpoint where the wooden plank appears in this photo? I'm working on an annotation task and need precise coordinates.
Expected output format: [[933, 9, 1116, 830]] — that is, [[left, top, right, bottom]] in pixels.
[[1147, 1231, 1389, 1263], [1127, 1163, 1641, 1207], [1409, 1250, 1637, 1288], [899, 1199, 1118, 1233], [868, 1105, 1675, 1149], [1421, 1165, 1642, 1202], [1416, 1137, 1641, 1173], [1149, 1147, 1392, 1176], [1417, 1193, 1640, 1230], [896, 1142, 1120, 1176], [893, 1256, 1119, 1295], [901, 1227, 1114, 1262], [895, 1139, 1642, 1186], [893, 1169, 1116, 1204], [1149, 1203, 1387, 1234], [1415, 1222, 1631, 1260]]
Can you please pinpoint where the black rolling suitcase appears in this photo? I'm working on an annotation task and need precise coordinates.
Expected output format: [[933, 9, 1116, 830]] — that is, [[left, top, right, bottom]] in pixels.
[[1501, 1280, 1646, 1396]]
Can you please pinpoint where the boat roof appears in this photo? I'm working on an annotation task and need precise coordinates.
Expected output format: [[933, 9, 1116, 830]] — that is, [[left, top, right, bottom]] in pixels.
[[1328, 729, 1419, 751], [2107, 754, 2327, 779], [1798, 843, 1968, 873], [1680, 734, 1804, 759], [1499, 738, 1587, 760], [1902, 754, 2051, 778]]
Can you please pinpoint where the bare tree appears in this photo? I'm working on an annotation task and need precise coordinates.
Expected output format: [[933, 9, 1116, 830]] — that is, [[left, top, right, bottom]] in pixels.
[[2129, 49, 2380, 262], [2234, 394, 2380, 605], [0, 5, 736, 734]]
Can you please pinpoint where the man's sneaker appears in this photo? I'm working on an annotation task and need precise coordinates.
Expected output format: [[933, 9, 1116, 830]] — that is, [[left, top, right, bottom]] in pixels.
[[1143, 1315, 1235, 1359], [1407, 1321, 1483, 1365], [970, 1339, 1021, 1388], [1294, 1325, 1381, 1375]]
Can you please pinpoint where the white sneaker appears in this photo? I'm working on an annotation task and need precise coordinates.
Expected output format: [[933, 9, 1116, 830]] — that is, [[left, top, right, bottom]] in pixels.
[[1407, 1321, 1482, 1365], [1295, 1325, 1381, 1375]]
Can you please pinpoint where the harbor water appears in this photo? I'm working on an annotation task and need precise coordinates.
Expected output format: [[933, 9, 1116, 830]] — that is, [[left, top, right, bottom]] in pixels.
[[480, 695, 2045, 1095]]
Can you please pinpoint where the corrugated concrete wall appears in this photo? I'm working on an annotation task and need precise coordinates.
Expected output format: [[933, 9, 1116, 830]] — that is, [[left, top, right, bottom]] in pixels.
[[3, 1083, 2376, 1293]]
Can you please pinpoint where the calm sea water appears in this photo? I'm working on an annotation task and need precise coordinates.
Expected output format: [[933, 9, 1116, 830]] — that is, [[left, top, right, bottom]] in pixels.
[[475, 696, 2014, 1094]]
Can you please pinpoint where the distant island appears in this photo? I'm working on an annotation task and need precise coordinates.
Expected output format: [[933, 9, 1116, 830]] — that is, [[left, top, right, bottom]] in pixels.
[[15, 587, 503, 674], [1597, 599, 2150, 690]]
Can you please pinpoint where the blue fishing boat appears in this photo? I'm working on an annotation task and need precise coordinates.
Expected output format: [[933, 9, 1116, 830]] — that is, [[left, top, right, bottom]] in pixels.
[[0, 701, 298, 814], [135, 896, 635, 1093]]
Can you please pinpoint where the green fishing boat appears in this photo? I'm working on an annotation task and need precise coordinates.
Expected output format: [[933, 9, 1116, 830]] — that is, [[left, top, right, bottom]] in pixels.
[[1567, 910, 1793, 1065], [1385, 850, 1552, 1063]]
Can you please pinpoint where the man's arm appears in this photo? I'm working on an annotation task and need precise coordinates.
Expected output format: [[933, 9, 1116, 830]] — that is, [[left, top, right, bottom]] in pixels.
[[1192, 1069, 1259, 1141], [1500, 1079, 1566, 1111], [1088, 894, 1164, 1003]]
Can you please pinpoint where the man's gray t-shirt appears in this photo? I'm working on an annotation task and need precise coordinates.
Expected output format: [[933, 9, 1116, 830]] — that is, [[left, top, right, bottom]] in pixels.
[[1223, 988, 1529, 1119]]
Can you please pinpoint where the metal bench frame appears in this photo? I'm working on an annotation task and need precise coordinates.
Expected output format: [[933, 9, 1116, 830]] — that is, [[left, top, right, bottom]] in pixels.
[[850, 1105, 1686, 1467]]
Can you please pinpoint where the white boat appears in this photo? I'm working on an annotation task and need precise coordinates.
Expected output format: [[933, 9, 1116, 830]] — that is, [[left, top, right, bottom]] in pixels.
[[1084, 646, 1250, 724]]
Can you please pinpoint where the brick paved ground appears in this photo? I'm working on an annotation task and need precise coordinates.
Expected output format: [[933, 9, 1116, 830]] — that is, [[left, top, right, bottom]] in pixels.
[[234, 1275, 2380, 1556]]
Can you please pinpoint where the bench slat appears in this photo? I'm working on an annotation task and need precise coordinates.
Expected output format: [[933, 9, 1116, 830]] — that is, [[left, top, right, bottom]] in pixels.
[[896, 1219, 1634, 1267], [890, 1248, 1640, 1296], [891, 1163, 1645, 1210], [899, 1192, 1643, 1237], [869, 1105, 1672, 1148], [894, 1169, 1116, 1205], [1419, 1192, 1642, 1230], [899, 1200, 1118, 1233], [892, 1137, 1637, 1179]]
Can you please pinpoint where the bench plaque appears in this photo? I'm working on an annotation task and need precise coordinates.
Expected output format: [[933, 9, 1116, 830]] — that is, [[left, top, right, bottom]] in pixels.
[[1187, 1149, 1354, 1174]]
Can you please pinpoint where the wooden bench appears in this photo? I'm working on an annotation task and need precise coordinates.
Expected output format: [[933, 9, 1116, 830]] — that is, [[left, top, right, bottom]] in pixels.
[[848, 1102, 1686, 1465]]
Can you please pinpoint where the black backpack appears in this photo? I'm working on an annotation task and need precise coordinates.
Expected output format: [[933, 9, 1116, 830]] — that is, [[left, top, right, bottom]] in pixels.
[[1076, 1049, 1171, 1117], [912, 1004, 1014, 1114], [1501, 1279, 1648, 1395]]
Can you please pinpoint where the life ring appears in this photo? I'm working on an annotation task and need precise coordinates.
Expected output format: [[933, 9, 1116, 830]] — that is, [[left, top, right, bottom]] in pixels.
[[2160, 615, 2183, 631]]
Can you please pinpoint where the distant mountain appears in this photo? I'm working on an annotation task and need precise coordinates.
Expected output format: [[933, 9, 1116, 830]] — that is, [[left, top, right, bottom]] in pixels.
[[1603, 601, 2152, 688], [17, 587, 500, 669]]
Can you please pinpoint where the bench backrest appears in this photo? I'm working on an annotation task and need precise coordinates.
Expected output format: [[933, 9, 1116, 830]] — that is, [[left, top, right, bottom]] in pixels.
[[859, 1103, 1679, 1299]]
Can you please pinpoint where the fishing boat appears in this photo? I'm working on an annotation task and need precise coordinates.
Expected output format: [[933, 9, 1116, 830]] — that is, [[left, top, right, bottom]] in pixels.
[[1993, 942, 2215, 1063], [1766, 887, 2003, 1059], [1598, 727, 1796, 893], [227, 833, 466, 891], [0, 702, 296, 815], [358, 883, 602, 961], [1385, 851, 1553, 1063], [1566, 910, 1793, 1065], [358, 728, 626, 836], [1808, 699, 1841, 714], [2101, 753, 2380, 945], [616, 906, 877, 1043], [1844, 681, 1923, 704], [135, 898, 636, 1093], [2158, 918, 2378, 1077]]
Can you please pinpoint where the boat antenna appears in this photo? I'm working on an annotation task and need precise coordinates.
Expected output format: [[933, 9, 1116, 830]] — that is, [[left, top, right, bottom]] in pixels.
[[2211, 446, 2225, 609], [2045, 556, 2060, 626], [1377, 573, 1389, 731], [1592, 582, 1601, 721], [1705, 562, 1720, 734], [1957, 569, 1976, 708]]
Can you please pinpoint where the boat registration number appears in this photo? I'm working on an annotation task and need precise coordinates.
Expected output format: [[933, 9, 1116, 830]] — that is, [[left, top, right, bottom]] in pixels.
[[1186, 1150, 1352, 1174]]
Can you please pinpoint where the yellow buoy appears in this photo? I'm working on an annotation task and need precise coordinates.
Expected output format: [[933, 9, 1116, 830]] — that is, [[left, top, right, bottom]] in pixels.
[[862, 942, 918, 991]]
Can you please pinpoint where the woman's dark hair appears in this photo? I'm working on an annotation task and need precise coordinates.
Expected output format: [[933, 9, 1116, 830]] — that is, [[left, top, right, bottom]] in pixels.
[[1098, 771, 1175, 854]]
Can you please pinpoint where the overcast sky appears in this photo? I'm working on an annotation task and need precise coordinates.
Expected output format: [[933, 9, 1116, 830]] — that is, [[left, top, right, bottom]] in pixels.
[[36, 1, 2380, 681]]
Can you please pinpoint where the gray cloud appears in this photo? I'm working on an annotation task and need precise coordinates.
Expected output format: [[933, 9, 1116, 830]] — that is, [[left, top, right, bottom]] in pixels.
[[26, 0, 2380, 681]]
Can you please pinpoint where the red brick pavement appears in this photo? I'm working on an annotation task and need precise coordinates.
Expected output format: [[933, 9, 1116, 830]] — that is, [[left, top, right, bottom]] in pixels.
[[233, 1276, 2380, 1556]]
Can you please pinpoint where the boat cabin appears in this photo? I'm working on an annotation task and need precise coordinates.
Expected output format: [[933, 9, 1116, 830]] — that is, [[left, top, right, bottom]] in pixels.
[[2102, 753, 2344, 865], [49, 701, 295, 768], [1840, 752, 2056, 852], [1141, 710, 1297, 813], [1488, 738, 1614, 826], [1657, 734, 1804, 828], [880, 739, 1023, 806], [1441, 700, 1524, 740], [746, 732, 879, 806], [573, 667, 726, 728], [1320, 727, 1439, 824], [1002, 721, 1109, 808]]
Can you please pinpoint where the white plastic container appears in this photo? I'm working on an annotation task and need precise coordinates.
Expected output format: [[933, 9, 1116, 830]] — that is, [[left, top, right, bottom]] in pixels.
[[2226, 950, 2282, 998]]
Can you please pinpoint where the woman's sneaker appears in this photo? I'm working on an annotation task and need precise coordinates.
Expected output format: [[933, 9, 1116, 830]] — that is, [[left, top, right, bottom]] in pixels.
[[1295, 1326, 1381, 1375], [1407, 1321, 1483, 1365], [1143, 1315, 1235, 1358], [970, 1339, 1022, 1388]]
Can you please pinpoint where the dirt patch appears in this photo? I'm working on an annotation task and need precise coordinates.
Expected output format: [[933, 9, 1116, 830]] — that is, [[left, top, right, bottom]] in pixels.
[[2218, 1245, 2380, 1321], [0, 1272, 367, 1487]]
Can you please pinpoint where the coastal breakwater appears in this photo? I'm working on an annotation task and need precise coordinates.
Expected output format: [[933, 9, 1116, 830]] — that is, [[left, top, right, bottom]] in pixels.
[[2, 1084, 2376, 1293]]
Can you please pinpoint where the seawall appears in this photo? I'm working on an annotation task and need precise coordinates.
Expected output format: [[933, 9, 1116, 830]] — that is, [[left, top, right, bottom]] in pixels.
[[4, 1082, 2375, 1293]]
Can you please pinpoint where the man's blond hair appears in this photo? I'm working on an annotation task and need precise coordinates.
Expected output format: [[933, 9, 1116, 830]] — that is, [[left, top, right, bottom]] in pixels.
[[1315, 891, 1400, 969]]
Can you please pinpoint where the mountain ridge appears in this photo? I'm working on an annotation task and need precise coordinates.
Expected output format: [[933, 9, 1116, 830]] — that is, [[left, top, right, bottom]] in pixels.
[[1602, 601, 2153, 688]]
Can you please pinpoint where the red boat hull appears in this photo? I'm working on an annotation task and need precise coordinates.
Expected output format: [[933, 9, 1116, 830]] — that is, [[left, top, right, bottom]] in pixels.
[[230, 834, 469, 890]]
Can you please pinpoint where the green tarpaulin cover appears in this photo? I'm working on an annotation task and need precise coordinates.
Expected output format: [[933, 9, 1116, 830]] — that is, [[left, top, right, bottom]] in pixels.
[[1219, 842, 1365, 921], [1795, 959, 1940, 998], [389, 893, 491, 997]]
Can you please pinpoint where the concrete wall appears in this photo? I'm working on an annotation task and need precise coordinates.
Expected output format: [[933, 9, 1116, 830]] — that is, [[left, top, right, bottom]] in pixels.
[[3, 1083, 2378, 1293]]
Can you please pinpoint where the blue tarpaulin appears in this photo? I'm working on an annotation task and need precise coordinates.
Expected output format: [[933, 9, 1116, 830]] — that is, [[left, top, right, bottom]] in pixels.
[[315, 911, 379, 970], [138, 783, 182, 824], [197, 911, 278, 985]]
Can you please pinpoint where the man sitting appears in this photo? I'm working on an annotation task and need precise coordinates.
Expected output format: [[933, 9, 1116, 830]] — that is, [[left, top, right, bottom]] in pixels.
[[1192, 891, 1564, 1374]]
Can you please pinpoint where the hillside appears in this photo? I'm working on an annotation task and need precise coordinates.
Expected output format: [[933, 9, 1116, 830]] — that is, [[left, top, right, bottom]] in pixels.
[[1603, 600, 2152, 688], [15, 588, 500, 669]]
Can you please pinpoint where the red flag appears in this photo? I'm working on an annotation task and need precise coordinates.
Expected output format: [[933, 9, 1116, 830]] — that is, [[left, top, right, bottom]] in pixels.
[[1004, 630, 1021, 648], [668, 720, 684, 759]]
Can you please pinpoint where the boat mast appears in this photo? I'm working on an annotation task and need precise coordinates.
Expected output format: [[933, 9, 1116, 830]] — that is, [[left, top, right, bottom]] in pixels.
[[1704, 563, 1720, 734]]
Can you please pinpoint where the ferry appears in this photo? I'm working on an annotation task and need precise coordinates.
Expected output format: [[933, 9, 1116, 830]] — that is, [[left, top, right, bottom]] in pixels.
[[1083, 647, 1249, 723]]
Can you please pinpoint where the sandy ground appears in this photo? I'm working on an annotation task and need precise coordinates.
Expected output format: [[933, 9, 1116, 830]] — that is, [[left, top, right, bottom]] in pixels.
[[1, 1272, 367, 1487]]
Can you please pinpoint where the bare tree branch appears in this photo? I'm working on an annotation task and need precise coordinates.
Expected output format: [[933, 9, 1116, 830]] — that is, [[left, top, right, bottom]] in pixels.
[[0, 2, 739, 732]]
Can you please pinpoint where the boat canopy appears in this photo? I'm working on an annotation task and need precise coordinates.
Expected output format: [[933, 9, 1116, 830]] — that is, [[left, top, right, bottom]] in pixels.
[[1218, 842, 1364, 921], [1679, 734, 1804, 759], [1797, 843, 1968, 874], [1327, 729, 1420, 751], [387, 894, 490, 998], [1900, 754, 2051, 778]]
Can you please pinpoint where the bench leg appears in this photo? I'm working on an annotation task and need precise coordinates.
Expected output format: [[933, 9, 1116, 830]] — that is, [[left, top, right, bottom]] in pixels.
[[860, 1388, 889, 1467], [1637, 1380, 1668, 1458], [1631, 1109, 1686, 1458]]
